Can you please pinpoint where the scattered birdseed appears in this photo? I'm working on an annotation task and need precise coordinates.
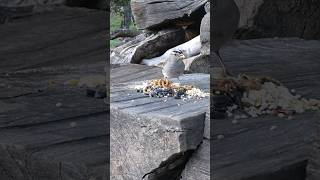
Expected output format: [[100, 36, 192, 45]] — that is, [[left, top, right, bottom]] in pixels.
[[134, 79, 208, 99], [213, 74, 320, 119]]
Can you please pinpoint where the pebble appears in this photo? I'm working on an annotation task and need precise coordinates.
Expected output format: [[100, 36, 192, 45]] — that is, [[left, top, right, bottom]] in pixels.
[[232, 119, 238, 124], [278, 113, 285, 118], [70, 122, 77, 128], [217, 135, 225, 140], [270, 125, 278, 131], [56, 102, 62, 108]]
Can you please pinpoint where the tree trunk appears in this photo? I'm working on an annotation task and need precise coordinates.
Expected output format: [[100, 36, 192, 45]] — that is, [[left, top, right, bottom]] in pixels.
[[122, 5, 132, 29]]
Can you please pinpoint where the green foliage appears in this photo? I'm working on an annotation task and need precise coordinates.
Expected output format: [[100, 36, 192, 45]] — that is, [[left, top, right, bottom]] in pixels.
[[111, 0, 130, 14], [110, 39, 121, 48], [110, 12, 137, 32], [110, 13, 122, 31], [110, 2, 137, 48]]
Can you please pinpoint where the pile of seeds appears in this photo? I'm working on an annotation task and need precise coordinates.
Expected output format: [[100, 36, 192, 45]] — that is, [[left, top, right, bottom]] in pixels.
[[213, 74, 320, 119], [136, 79, 209, 99]]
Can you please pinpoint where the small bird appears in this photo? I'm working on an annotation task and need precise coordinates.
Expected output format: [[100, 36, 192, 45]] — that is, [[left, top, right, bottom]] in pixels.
[[162, 50, 186, 82], [212, 0, 240, 76]]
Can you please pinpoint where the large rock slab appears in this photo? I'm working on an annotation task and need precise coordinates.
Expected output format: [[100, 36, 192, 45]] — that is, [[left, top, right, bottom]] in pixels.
[[0, 6, 107, 73], [0, 0, 65, 13], [131, 0, 208, 29], [0, 0, 65, 7], [182, 38, 320, 180], [234, 0, 320, 39], [307, 117, 320, 180], [110, 28, 186, 64], [110, 64, 209, 180]]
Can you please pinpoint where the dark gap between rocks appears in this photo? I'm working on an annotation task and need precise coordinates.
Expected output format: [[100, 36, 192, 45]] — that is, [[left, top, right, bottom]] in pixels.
[[243, 160, 308, 180], [142, 150, 196, 180], [66, 0, 107, 10]]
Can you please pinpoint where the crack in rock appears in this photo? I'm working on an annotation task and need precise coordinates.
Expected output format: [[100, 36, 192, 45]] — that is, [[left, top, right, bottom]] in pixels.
[[142, 150, 195, 180]]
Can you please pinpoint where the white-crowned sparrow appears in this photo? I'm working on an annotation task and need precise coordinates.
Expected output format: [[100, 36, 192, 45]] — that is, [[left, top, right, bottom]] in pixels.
[[162, 50, 185, 81]]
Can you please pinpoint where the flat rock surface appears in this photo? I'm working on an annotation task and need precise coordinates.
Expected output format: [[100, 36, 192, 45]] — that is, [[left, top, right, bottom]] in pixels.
[[0, 7, 108, 180], [0, 6, 107, 73], [307, 119, 320, 180], [182, 38, 320, 180], [110, 64, 209, 180]]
